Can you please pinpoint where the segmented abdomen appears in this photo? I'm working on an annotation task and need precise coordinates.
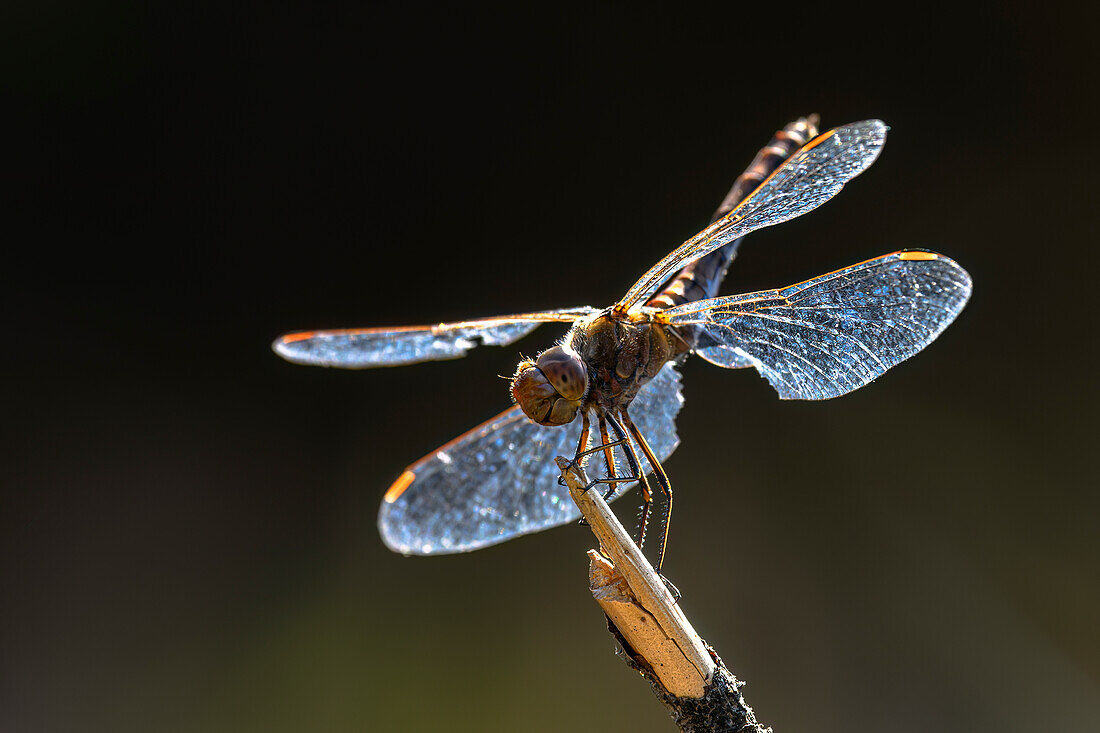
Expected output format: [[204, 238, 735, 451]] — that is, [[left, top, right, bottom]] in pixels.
[[647, 115, 820, 315]]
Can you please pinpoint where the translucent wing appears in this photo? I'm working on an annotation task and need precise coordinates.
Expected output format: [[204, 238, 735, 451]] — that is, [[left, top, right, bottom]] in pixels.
[[616, 120, 887, 311], [378, 362, 685, 554], [666, 251, 972, 400], [272, 307, 596, 368]]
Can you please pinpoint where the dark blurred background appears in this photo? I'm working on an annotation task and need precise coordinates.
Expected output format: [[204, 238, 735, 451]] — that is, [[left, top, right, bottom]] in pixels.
[[3, 2, 1096, 732]]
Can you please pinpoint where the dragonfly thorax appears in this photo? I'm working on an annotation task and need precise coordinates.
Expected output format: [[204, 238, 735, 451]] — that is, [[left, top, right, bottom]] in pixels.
[[568, 311, 677, 413], [510, 344, 589, 426]]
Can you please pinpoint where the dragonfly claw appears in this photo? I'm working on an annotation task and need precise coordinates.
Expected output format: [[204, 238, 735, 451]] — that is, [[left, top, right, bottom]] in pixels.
[[658, 573, 682, 602]]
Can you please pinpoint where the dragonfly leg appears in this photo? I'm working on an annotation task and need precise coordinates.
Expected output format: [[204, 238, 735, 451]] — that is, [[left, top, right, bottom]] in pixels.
[[558, 412, 626, 488], [561, 435, 642, 491], [604, 412, 654, 553], [575, 411, 591, 465], [571, 411, 594, 525], [560, 437, 630, 485], [570, 411, 643, 525], [571, 436, 628, 464], [660, 574, 682, 601], [620, 407, 674, 576], [595, 413, 621, 501]]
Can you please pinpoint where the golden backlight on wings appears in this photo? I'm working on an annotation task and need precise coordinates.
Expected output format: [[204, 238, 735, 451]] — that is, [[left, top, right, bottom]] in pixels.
[[273, 307, 596, 368], [273, 116, 971, 572], [613, 121, 887, 313]]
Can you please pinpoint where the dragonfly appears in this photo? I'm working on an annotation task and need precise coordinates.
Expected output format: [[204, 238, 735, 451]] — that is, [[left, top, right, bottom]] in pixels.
[[273, 116, 972, 572]]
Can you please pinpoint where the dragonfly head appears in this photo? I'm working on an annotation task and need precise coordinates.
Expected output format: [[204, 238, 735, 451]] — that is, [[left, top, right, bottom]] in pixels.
[[510, 345, 589, 426]]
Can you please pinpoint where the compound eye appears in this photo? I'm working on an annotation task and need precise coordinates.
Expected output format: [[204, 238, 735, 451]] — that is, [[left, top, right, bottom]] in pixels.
[[535, 346, 588, 400]]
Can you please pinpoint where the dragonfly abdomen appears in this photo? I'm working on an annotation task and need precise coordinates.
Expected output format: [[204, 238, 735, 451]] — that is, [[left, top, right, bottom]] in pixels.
[[647, 116, 820, 315]]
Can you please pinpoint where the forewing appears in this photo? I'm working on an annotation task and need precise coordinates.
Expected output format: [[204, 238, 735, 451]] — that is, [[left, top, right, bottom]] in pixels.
[[667, 251, 972, 400], [616, 120, 887, 311], [273, 307, 596, 368], [378, 362, 685, 554]]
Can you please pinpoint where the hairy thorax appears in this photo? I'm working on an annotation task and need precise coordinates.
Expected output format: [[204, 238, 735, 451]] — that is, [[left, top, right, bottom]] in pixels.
[[568, 309, 686, 412]]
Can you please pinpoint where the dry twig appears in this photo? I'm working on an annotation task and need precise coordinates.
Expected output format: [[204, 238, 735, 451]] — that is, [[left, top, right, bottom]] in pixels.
[[557, 456, 769, 733]]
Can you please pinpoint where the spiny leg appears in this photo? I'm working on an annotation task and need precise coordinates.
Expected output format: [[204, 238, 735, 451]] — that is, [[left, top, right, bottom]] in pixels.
[[567, 412, 640, 526], [620, 407, 674, 575], [572, 413, 598, 521], [604, 412, 654, 553], [564, 411, 624, 480], [572, 441, 630, 465], [595, 413, 621, 501], [574, 410, 591, 465]]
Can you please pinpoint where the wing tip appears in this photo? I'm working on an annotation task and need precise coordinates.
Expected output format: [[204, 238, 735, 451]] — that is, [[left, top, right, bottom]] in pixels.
[[895, 250, 974, 298], [825, 118, 888, 140], [855, 118, 889, 136], [271, 333, 328, 366], [376, 522, 420, 556], [271, 335, 297, 360], [377, 481, 435, 556]]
